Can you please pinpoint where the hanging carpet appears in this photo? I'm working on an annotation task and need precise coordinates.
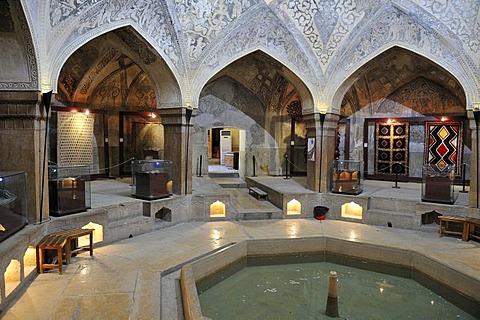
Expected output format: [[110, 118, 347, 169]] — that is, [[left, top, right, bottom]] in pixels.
[[425, 122, 462, 175], [375, 122, 409, 176]]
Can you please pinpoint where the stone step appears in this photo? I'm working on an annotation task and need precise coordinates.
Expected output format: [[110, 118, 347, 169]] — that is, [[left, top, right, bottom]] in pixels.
[[368, 197, 417, 212], [208, 171, 240, 178], [106, 215, 152, 243], [236, 209, 283, 220], [363, 209, 417, 230], [105, 201, 144, 222]]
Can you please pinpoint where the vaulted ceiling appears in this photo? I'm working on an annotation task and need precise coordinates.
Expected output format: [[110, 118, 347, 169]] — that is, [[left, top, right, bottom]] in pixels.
[[342, 47, 466, 117]]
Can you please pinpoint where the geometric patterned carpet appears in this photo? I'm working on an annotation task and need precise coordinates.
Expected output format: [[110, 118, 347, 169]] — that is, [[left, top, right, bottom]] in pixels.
[[425, 122, 462, 175], [375, 122, 409, 176]]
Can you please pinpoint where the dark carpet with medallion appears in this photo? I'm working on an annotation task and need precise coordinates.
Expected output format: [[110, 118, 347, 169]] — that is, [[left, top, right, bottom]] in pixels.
[[375, 122, 409, 176]]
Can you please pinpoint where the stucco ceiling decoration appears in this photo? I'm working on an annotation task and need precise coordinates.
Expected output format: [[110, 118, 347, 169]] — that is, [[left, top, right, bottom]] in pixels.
[[174, 0, 258, 60], [113, 29, 158, 65], [386, 77, 465, 115], [208, 52, 293, 113], [327, 4, 479, 106], [198, 6, 316, 103], [0, 1, 14, 32], [80, 48, 119, 96], [416, 0, 480, 55], [50, 0, 181, 68], [0, 0, 37, 90], [280, 0, 365, 69], [340, 47, 466, 118]]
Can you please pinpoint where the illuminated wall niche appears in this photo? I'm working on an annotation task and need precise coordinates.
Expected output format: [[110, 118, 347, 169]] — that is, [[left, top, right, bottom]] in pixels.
[[341, 202, 363, 219], [78, 222, 104, 247], [210, 201, 226, 218], [287, 199, 301, 215], [4, 259, 21, 297], [23, 246, 36, 277]]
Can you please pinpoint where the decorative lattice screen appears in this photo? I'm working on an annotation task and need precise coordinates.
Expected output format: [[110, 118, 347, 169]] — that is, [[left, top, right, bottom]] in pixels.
[[57, 112, 94, 167]]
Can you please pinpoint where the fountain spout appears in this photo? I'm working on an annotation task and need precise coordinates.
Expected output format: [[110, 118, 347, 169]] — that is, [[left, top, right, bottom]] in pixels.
[[325, 271, 339, 317]]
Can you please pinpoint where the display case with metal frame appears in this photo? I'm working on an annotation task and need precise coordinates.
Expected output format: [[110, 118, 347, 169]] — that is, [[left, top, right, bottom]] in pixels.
[[49, 165, 91, 216], [0, 171, 28, 242]]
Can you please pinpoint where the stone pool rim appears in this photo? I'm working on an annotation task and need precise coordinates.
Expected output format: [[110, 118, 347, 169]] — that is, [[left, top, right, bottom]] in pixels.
[[180, 237, 480, 320]]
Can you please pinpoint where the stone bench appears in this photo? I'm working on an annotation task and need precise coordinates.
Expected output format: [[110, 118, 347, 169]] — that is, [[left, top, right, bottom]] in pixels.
[[37, 228, 94, 274], [248, 187, 268, 201]]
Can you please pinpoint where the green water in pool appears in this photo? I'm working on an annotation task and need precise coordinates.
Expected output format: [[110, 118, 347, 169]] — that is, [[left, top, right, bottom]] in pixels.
[[198, 257, 477, 319]]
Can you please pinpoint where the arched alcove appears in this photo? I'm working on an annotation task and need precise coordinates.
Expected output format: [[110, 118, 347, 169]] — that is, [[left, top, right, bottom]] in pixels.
[[332, 47, 468, 184], [4, 259, 21, 297], [54, 26, 181, 180], [23, 246, 36, 277], [195, 50, 313, 177]]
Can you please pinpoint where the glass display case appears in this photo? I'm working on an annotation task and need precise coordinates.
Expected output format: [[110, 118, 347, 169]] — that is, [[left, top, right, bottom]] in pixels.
[[422, 164, 455, 204], [48, 165, 91, 216], [131, 159, 173, 200], [0, 171, 27, 242], [330, 160, 363, 195]]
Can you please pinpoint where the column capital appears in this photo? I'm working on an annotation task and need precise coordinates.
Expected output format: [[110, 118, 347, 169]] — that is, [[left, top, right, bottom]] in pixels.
[[157, 106, 196, 126]]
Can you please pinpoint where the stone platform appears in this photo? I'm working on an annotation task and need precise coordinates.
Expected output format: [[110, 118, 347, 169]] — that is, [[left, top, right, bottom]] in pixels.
[[0, 175, 478, 314]]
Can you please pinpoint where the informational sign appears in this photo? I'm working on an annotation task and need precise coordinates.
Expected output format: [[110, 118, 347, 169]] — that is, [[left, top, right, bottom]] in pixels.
[[307, 137, 315, 161]]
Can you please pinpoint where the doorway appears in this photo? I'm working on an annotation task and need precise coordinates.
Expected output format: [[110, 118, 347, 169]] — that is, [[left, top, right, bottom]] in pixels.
[[208, 127, 246, 177]]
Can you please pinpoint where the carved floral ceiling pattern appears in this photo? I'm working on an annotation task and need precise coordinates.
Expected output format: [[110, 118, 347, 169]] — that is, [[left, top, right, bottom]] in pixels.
[[1, 1, 477, 100], [279, 0, 366, 67], [174, 0, 258, 59], [202, 6, 316, 90], [415, 0, 480, 54], [50, 0, 180, 67]]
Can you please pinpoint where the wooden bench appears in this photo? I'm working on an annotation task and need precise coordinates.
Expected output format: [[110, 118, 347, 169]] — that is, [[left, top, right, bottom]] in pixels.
[[249, 187, 268, 201], [37, 228, 94, 274], [467, 218, 480, 242], [438, 216, 469, 241]]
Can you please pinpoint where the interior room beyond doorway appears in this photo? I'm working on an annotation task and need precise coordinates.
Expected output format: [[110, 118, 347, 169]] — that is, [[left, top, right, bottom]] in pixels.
[[208, 127, 246, 178]]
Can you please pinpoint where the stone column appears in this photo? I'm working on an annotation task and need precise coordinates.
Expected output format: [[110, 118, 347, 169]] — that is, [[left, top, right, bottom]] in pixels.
[[304, 112, 340, 193], [469, 109, 480, 208], [304, 113, 321, 192], [0, 91, 45, 223], [321, 113, 340, 192], [158, 106, 193, 195]]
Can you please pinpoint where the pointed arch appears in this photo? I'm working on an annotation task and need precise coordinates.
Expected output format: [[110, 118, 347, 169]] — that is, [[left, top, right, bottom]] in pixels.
[[194, 47, 315, 114], [327, 3, 479, 112], [189, 5, 319, 113], [49, 21, 183, 107]]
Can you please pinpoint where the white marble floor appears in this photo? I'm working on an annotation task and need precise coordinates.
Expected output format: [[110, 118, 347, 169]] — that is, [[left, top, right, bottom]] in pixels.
[[3, 219, 480, 319]]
